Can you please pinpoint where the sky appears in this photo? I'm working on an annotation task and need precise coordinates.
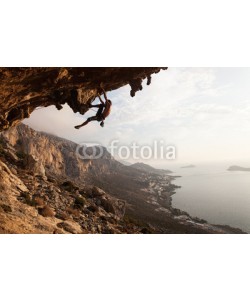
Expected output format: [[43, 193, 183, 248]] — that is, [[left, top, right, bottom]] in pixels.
[[24, 68, 250, 167]]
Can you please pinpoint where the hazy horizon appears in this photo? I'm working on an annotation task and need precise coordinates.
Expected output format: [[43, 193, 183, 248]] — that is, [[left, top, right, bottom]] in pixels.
[[23, 67, 250, 167]]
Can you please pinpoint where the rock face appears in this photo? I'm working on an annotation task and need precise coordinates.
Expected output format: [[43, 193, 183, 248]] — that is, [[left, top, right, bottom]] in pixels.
[[0, 159, 60, 234], [23, 154, 46, 178], [0, 145, 133, 234], [1, 124, 80, 178], [0, 67, 167, 131], [0, 124, 123, 181]]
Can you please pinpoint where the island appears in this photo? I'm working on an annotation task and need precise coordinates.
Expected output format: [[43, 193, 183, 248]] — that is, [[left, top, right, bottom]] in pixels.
[[228, 165, 250, 172], [181, 164, 196, 169]]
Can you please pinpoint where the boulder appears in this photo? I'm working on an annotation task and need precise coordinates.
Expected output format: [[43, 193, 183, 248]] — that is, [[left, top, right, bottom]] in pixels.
[[96, 195, 126, 219], [92, 186, 106, 197], [0, 160, 28, 193], [57, 221, 83, 234]]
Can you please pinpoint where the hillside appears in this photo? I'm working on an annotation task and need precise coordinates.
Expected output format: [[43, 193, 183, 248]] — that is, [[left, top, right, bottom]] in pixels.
[[130, 162, 172, 175], [0, 124, 244, 233]]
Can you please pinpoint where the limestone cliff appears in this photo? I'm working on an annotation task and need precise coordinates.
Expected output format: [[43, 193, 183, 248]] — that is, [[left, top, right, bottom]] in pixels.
[[1, 124, 125, 181], [0, 127, 137, 233], [0, 67, 167, 131]]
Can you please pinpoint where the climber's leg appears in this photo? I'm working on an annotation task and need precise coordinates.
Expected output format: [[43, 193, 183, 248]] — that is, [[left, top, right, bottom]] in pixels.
[[75, 116, 97, 129]]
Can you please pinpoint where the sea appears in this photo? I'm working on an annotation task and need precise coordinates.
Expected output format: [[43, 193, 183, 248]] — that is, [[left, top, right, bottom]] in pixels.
[[169, 162, 250, 233]]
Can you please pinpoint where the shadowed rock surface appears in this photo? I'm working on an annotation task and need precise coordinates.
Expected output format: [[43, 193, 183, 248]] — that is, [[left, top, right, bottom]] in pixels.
[[0, 67, 167, 131]]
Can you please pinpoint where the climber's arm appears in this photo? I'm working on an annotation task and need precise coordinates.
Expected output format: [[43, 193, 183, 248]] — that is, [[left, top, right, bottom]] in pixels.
[[102, 89, 108, 102], [97, 93, 105, 105], [90, 104, 102, 108]]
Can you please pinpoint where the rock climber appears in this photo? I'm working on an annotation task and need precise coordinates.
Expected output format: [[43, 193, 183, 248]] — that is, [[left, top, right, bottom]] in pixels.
[[74, 88, 112, 129]]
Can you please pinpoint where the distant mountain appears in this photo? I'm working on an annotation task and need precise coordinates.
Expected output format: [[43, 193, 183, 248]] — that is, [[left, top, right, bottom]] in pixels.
[[130, 162, 172, 175], [181, 164, 196, 169], [228, 165, 250, 172], [118, 160, 132, 166]]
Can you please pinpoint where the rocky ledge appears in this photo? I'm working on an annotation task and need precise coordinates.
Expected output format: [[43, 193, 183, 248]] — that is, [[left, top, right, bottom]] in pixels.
[[0, 67, 167, 131]]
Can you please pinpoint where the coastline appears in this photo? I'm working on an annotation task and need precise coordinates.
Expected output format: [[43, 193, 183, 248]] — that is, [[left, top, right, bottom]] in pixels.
[[142, 173, 246, 233], [169, 173, 247, 234]]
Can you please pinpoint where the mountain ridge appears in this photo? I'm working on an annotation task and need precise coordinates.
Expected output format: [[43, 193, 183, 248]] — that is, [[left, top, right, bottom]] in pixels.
[[130, 162, 173, 175]]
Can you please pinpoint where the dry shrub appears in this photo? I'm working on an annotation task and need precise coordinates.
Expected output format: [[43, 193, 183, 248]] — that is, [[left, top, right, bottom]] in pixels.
[[38, 205, 54, 217], [87, 205, 99, 213], [33, 196, 45, 207], [55, 211, 70, 221], [74, 196, 86, 209], [20, 191, 35, 206], [0, 204, 12, 213], [66, 207, 80, 218], [61, 181, 78, 192]]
